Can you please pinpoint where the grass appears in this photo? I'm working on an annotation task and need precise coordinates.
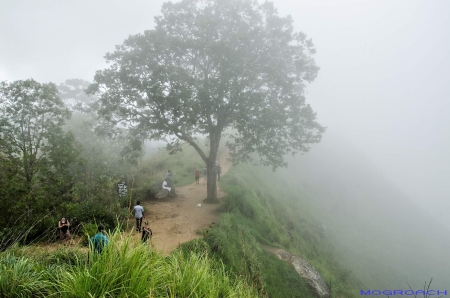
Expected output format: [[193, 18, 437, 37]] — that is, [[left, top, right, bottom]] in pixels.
[[208, 162, 364, 297], [0, 253, 51, 297], [0, 230, 258, 298]]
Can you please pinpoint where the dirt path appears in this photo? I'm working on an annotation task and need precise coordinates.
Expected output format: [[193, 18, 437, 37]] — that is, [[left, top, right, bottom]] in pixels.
[[134, 154, 231, 255]]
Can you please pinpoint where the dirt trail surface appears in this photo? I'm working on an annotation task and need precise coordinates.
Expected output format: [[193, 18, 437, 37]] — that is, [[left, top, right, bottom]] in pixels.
[[136, 154, 231, 255]]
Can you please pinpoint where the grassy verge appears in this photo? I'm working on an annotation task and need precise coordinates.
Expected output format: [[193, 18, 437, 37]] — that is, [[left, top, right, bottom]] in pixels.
[[0, 231, 258, 297]]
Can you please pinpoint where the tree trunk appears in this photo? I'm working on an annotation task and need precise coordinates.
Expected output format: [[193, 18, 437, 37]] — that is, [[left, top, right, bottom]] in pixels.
[[204, 130, 221, 203]]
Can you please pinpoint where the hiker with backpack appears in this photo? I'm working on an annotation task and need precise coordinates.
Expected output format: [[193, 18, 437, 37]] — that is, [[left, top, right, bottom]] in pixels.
[[133, 201, 145, 232], [90, 225, 109, 254], [58, 216, 71, 241]]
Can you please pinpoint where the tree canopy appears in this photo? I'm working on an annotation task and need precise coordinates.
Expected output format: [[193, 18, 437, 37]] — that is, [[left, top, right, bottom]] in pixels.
[[88, 0, 325, 200], [0, 79, 82, 243], [0, 80, 78, 186]]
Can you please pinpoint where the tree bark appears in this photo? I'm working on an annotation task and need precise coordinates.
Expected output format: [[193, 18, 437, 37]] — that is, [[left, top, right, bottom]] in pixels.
[[204, 130, 221, 203]]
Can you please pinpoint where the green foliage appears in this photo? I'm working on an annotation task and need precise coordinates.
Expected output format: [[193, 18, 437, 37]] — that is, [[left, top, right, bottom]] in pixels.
[[0, 254, 51, 297], [217, 187, 256, 219], [67, 201, 117, 231], [202, 214, 314, 297], [88, 0, 324, 200], [0, 232, 258, 297], [141, 142, 206, 187], [58, 79, 93, 112], [80, 222, 99, 246], [0, 79, 81, 247], [205, 162, 362, 297], [6, 245, 87, 270], [259, 251, 314, 298]]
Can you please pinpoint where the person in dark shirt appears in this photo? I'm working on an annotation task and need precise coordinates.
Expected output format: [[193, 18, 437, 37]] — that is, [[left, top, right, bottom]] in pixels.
[[216, 164, 222, 181], [58, 216, 71, 241], [141, 221, 153, 243]]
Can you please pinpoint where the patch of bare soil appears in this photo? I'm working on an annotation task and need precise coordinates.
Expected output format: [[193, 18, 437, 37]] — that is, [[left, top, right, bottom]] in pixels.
[[132, 153, 231, 255]]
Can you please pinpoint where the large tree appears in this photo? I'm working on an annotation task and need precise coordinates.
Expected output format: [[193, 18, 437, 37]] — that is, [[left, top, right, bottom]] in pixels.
[[0, 79, 80, 230], [88, 0, 325, 201]]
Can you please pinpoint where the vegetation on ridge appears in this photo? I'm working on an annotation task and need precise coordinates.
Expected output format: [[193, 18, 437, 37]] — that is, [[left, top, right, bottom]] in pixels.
[[87, 0, 325, 202], [1, 231, 258, 297]]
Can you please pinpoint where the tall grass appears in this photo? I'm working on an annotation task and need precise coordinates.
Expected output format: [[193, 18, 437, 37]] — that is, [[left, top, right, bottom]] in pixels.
[[0, 253, 51, 297], [0, 231, 258, 297]]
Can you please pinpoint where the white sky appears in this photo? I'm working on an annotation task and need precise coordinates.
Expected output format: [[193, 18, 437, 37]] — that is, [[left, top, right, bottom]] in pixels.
[[1, 0, 449, 226]]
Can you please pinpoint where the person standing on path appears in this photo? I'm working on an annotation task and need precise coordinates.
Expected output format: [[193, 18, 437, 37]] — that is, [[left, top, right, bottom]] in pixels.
[[133, 201, 145, 232], [194, 168, 200, 184], [216, 164, 222, 181]]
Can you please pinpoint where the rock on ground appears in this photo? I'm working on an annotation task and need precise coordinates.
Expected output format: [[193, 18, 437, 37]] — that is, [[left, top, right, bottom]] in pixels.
[[155, 189, 170, 199], [273, 248, 331, 298]]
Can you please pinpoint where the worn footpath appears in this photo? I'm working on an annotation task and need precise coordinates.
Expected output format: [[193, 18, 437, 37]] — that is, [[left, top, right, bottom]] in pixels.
[[133, 155, 231, 254]]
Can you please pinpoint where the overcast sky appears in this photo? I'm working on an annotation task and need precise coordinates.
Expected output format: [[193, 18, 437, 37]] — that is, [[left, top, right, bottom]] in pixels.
[[1, 0, 449, 226]]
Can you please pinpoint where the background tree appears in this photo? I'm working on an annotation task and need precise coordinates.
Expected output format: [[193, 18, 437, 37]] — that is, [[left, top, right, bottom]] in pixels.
[[0, 79, 80, 244], [57, 79, 145, 232], [58, 79, 144, 185], [88, 0, 325, 202], [58, 78, 93, 112]]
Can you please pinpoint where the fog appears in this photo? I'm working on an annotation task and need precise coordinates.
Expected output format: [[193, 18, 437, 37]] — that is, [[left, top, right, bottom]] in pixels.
[[1, 0, 449, 232], [278, 133, 450, 288]]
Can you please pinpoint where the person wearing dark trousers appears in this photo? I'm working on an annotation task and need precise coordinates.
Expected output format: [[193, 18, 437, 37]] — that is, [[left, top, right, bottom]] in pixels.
[[141, 221, 153, 243], [133, 201, 144, 232], [58, 216, 71, 241], [216, 164, 222, 181]]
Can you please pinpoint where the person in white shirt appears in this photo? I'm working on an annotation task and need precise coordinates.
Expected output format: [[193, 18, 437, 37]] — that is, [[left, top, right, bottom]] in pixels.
[[162, 179, 172, 195], [133, 201, 145, 232]]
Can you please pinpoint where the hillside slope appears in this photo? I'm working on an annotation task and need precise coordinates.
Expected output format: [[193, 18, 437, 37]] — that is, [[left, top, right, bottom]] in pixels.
[[277, 134, 450, 289], [4, 135, 446, 296]]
